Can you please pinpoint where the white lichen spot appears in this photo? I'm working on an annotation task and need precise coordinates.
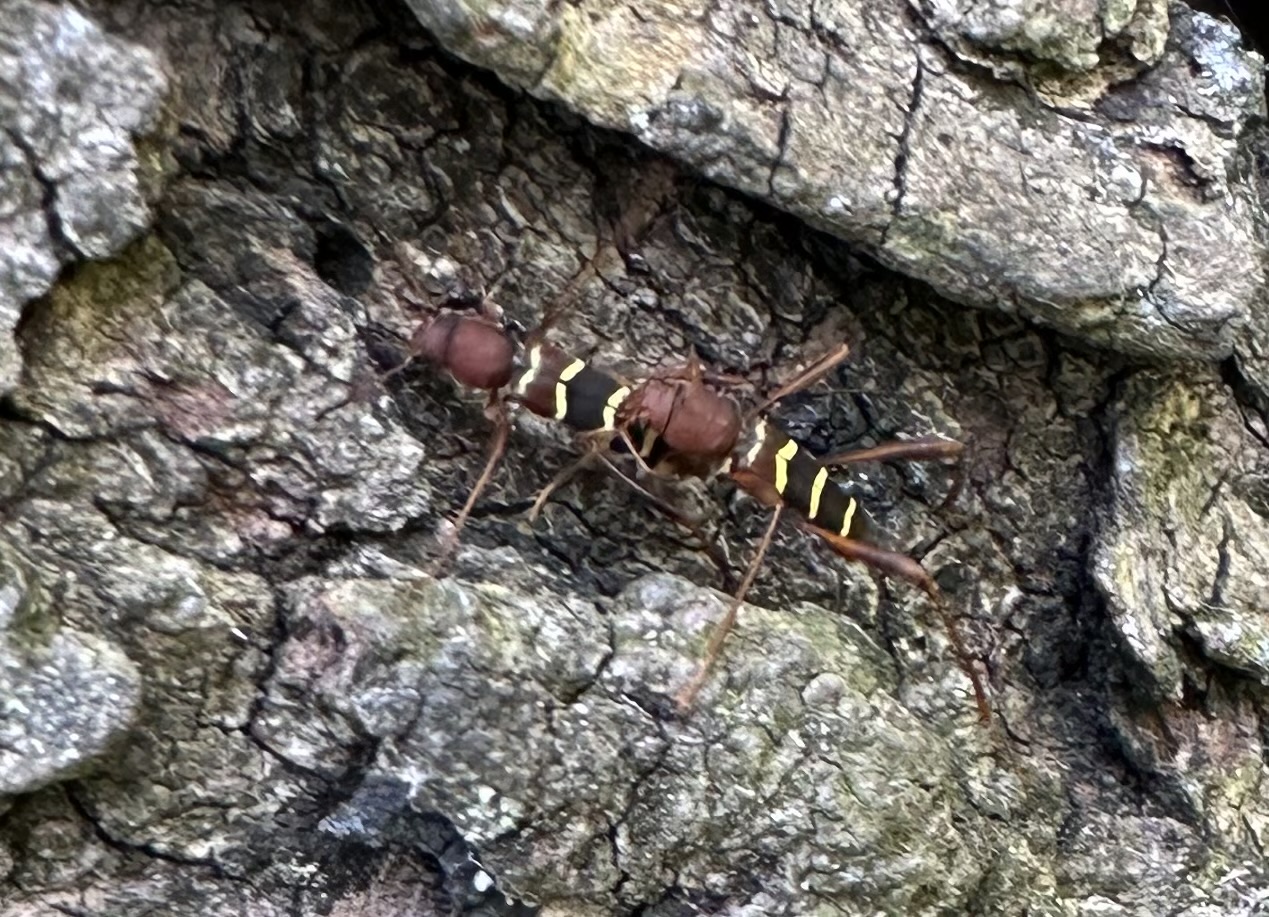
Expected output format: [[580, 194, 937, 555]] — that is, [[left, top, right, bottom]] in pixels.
[[54, 5, 93, 48], [472, 870, 494, 893], [494, 8, 537, 38], [476, 784, 497, 805]]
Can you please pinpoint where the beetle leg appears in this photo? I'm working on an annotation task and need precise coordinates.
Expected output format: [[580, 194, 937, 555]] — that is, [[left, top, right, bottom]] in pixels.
[[675, 505, 784, 712], [430, 395, 511, 576], [821, 435, 964, 466], [798, 522, 990, 721], [822, 436, 967, 510]]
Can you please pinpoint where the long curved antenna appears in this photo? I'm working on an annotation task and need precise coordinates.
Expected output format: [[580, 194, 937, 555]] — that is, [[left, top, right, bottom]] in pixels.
[[747, 343, 852, 419]]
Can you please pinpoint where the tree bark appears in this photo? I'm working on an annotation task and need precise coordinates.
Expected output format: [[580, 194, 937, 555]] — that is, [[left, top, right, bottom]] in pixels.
[[1, 0, 1267, 914]]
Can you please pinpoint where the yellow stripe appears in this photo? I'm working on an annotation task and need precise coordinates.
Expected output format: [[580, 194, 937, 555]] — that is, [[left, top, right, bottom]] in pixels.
[[514, 345, 541, 396], [839, 497, 857, 537], [555, 359, 585, 421], [603, 385, 630, 431], [639, 430, 659, 457], [774, 439, 798, 494], [744, 421, 768, 468], [808, 466, 828, 520]]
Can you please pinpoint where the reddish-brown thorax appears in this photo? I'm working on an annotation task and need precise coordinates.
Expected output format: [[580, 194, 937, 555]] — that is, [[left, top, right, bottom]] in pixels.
[[621, 378, 742, 458], [412, 314, 514, 391]]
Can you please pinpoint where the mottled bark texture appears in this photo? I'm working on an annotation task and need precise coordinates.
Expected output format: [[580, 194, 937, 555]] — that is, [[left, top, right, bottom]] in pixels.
[[1, 0, 1267, 914]]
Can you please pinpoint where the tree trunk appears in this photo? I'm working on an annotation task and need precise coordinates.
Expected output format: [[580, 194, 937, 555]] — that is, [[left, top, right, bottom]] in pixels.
[[1, 0, 1267, 914]]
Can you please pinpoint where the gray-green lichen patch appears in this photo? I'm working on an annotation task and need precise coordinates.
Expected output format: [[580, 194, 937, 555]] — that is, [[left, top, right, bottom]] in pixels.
[[4, 0, 1268, 910], [8, 499, 286, 864], [402, 0, 560, 90], [1091, 366, 1269, 878], [0, 631, 142, 797], [1094, 369, 1269, 699], [1106, 691, 1269, 883], [0, 533, 142, 798], [545, 4, 702, 132], [0, 533, 53, 643], [257, 569, 1013, 911], [15, 216, 430, 535], [0, 0, 168, 395], [16, 235, 183, 407], [600, 578, 1003, 911], [920, 0, 1170, 80]]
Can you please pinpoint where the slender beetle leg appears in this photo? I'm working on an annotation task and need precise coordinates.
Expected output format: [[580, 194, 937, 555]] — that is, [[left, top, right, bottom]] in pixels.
[[595, 452, 708, 533], [527, 449, 597, 522], [429, 395, 512, 577], [617, 426, 657, 478], [675, 505, 785, 712], [798, 521, 990, 721], [821, 435, 964, 466], [822, 435, 968, 512], [593, 452, 731, 583], [748, 343, 853, 419]]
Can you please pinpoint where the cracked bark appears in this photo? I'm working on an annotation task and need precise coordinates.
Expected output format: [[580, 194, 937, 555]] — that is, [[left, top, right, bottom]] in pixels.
[[2, 0, 1269, 915]]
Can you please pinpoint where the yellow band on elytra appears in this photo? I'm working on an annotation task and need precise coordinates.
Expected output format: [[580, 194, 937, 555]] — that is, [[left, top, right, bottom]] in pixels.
[[555, 359, 585, 421], [840, 497, 857, 537], [774, 439, 798, 494], [808, 466, 828, 520], [603, 385, 630, 430]]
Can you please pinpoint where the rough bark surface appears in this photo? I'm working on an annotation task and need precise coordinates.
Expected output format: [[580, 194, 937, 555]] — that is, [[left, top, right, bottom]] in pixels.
[[0, 0, 164, 395], [408, 0, 1265, 369], [1, 0, 1267, 915]]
